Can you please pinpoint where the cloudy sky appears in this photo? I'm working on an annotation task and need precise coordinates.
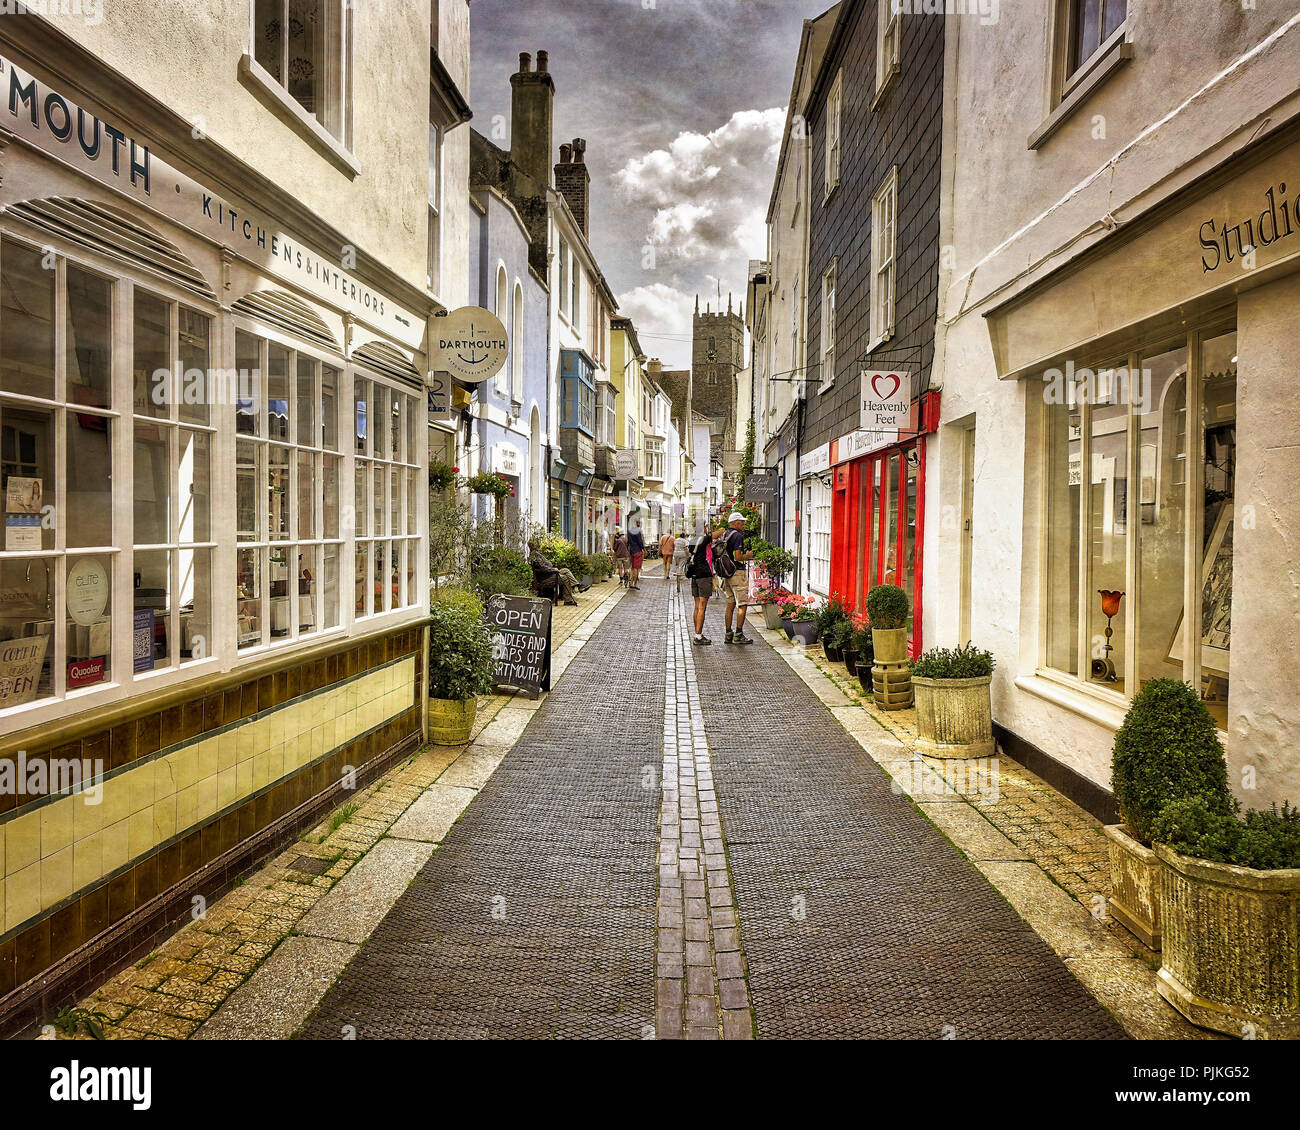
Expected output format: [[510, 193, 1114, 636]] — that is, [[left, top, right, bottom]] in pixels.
[[471, 0, 835, 368]]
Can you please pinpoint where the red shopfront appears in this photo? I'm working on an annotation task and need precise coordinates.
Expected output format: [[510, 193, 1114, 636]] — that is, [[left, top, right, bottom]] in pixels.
[[828, 392, 940, 658]]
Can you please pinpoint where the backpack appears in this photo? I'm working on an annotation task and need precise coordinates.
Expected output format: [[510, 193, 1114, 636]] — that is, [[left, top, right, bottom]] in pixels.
[[713, 537, 737, 579]]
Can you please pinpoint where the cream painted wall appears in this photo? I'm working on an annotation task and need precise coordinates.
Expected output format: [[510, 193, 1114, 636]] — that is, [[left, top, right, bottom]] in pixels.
[[437, 0, 471, 311], [49, 0, 439, 291]]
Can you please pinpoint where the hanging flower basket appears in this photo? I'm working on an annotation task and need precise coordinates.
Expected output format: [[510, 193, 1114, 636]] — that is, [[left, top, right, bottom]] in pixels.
[[466, 471, 512, 499]]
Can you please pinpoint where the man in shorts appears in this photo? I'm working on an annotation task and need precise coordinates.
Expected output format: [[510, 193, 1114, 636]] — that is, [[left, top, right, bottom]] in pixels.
[[685, 525, 715, 645], [626, 519, 645, 590], [719, 511, 754, 645]]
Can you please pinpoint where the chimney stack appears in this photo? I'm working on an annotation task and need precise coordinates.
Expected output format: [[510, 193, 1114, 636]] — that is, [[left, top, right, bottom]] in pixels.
[[554, 135, 591, 238], [510, 47, 555, 193]]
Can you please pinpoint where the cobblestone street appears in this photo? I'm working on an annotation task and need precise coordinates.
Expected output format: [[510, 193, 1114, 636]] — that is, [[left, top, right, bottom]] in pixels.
[[300, 579, 1124, 1039]]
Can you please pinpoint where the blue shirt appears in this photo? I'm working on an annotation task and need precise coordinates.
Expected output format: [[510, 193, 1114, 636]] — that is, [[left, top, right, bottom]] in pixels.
[[627, 530, 644, 555]]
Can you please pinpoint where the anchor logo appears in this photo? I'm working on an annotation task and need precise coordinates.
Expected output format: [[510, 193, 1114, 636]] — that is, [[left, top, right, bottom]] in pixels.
[[455, 323, 491, 368]]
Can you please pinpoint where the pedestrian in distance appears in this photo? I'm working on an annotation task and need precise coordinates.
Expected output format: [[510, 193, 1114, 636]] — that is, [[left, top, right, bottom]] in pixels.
[[612, 528, 631, 587], [671, 527, 689, 588], [685, 525, 715, 645], [658, 529, 676, 581], [717, 511, 755, 645], [626, 519, 645, 590]]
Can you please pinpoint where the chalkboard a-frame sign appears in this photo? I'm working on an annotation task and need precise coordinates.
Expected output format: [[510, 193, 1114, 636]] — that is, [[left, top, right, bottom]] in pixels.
[[485, 594, 553, 699]]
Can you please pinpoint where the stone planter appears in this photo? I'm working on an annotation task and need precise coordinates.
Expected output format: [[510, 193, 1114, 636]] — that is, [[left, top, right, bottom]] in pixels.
[[1103, 824, 1162, 950], [870, 627, 912, 710], [762, 603, 783, 631], [1155, 844, 1300, 1039], [912, 675, 995, 760], [786, 619, 819, 646], [843, 648, 859, 677], [429, 697, 477, 746], [871, 627, 909, 664]]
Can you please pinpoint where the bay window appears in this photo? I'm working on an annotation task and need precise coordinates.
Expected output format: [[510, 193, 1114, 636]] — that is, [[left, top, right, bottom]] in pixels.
[[1039, 323, 1237, 729]]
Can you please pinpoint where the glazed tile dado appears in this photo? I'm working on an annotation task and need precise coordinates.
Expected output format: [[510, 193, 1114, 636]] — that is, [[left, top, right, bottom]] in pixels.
[[1, 655, 417, 940]]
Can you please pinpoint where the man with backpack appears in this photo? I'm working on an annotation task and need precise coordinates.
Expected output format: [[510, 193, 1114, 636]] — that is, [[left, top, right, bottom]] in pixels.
[[717, 511, 754, 645]]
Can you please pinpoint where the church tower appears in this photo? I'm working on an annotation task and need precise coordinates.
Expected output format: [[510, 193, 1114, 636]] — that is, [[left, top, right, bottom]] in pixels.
[[691, 293, 746, 457]]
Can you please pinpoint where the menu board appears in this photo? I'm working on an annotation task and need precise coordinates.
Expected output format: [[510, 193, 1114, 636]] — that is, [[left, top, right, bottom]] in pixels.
[[484, 595, 553, 700]]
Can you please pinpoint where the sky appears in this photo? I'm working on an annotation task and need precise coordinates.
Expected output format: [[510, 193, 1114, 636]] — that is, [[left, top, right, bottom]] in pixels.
[[470, 0, 836, 369]]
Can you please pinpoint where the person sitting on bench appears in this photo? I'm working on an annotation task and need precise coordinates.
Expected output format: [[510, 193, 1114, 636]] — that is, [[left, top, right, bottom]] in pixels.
[[528, 538, 581, 606]]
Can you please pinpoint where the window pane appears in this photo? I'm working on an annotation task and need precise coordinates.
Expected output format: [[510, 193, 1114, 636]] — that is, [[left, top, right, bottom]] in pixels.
[[1072, 0, 1102, 73], [269, 545, 291, 636], [407, 468, 418, 535], [323, 453, 340, 539], [0, 556, 55, 705], [237, 548, 262, 648], [1088, 382, 1128, 691], [883, 454, 899, 586], [355, 541, 369, 617], [1045, 384, 1081, 675], [236, 440, 260, 540], [287, 0, 323, 120], [380, 541, 393, 612], [297, 451, 316, 540], [297, 354, 317, 445], [372, 383, 388, 459], [67, 414, 113, 547], [236, 330, 261, 435], [322, 542, 340, 630], [133, 290, 170, 419], [1101, 0, 1127, 41], [133, 549, 172, 670], [254, 0, 282, 81], [322, 364, 338, 449], [66, 266, 112, 411], [390, 467, 399, 538], [1, 402, 55, 551], [297, 544, 318, 635], [66, 554, 111, 688], [268, 344, 290, 441], [178, 307, 210, 426], [354, 461, 368, 537], [406, 395, 417, 464], [134, 423, 171, 546], [1198, 331, 1236, 729], [391, 393, 402, 460], [269, 445, 290, 540], [178, 546, 211, 663], [1136, 344, 1187, 691], [354, 378, 368, 455], [1, 242, 56, 402], [373, 459, 385, 537], [178, 429, 211, 543]]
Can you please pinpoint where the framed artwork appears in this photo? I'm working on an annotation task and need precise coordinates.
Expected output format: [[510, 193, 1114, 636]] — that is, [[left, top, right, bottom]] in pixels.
[[1168, 498, 1233, 677]]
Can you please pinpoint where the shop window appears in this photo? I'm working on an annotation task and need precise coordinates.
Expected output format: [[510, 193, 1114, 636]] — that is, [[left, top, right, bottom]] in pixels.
[[805, 477, 832, 595], [354, 369, 419, 620], [251, 0, 353, 144], [1039, 324, 1236, 729], [0, 244, 119, 710], [233, 328, 341, 648]]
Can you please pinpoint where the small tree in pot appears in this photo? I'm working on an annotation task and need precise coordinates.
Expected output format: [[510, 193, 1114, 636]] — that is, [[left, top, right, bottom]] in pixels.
[[866, 584, 912, 709], [847, 611, 873, 687], [427, 602, 496, 745], [911, 644, 996, 759], [1104, 679, 1233, 950], [817, 593, 851, 662]]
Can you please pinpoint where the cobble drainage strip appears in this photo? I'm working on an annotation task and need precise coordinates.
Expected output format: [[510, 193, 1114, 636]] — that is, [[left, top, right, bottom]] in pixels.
[[654, 585, 754, 1040]]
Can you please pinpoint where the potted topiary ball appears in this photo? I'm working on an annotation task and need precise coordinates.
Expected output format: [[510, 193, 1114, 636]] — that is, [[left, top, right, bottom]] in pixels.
[[427, 602, 497, 745], [866, 584, 912, 709], [1104, 678, 1233, 950], [911, 644, 996, 759]]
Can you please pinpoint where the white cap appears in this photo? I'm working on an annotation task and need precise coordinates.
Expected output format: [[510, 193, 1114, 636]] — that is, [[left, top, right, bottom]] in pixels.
[[728, 511, 745, 523]]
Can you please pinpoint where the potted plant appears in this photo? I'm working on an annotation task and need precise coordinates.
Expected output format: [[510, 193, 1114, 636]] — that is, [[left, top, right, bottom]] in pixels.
[[846, 612, 873, 687], [1150, 797, 1300, 1039], [816, 593, 851, 662], [427, 601, 496, 745], [786, 605, 820, 646], [756, 583, 791, 630], [826, 616, 855, 667], [1105, 679, 1234, 950], [430, 460, 460, 493], [777, 593, 814, 642], [911, 644, 996, 759], [866, 584, 912, 709]]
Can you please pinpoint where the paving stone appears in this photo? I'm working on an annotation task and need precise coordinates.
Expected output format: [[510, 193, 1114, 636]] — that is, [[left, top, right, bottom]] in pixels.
[[388, 784, 479, 843], [296, 838, 436, 944]]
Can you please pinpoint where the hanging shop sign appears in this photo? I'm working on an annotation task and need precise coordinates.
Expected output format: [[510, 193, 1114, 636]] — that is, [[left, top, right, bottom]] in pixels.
[[799, 442, 831, 478], [614, 449, 639, 479], [744, 473, 779, 503], [838, 427, 899, 463], [485, 594, 552, 699], [432, 307, 509, 383], [427, 373, 456, 425], [859, 370, 911, 431], [0, 54, 424, 350]]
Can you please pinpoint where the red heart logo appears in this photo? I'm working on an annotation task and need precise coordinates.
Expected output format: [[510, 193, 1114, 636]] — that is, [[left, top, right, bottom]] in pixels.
[[871, 373, 901, 400]]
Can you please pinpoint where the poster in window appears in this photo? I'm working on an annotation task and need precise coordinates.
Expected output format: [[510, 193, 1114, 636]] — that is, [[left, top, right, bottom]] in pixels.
[[134, 608, 155, 673], [0, 635, 47, 707], [1168, 499, 1233, 677], [5, 476, 42, 514]]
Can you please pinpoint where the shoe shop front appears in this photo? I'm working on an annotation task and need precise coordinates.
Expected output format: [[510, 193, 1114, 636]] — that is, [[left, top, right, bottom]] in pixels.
[[981, 124, 1300, 810], [0, 49, 432, 1032]]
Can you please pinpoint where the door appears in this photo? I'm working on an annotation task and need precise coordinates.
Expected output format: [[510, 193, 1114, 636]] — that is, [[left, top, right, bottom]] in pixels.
[[855, 441, 925, 656], [958, 425, 975, 645]]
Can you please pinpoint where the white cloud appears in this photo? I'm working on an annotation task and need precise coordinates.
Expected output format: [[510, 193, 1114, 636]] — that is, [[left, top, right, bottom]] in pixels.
[[616, 283, 698, 370], [615, 107, 784, 268]]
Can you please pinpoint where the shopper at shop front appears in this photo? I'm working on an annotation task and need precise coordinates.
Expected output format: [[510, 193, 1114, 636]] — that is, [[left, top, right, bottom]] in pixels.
[[718, 511, 754, 645]]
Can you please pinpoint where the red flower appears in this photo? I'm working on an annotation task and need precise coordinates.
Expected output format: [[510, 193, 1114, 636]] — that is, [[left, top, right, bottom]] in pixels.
[[1098, 589, 1124, 618], [451, 466, 460, 474]]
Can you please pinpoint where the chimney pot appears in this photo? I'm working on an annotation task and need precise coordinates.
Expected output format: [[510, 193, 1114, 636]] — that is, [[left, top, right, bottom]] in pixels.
[[573, 137, 587, 164], [519, 52, 531, 73], [537, 50, 549, 72], [559, 143, 572, 164]]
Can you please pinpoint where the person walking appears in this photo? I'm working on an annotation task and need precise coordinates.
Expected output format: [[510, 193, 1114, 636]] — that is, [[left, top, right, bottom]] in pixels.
[[612, 528, 630, 587], [626, 520, 645, 590], [685, 525, 715, 645], [658, 529, 676, 580], [717, 511, 755, 645], [671, 528, 689, 587]]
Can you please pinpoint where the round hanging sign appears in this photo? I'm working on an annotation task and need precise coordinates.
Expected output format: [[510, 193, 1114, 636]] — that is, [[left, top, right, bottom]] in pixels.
[[433, 306, 509, 384], [67, 557, 109, 625]]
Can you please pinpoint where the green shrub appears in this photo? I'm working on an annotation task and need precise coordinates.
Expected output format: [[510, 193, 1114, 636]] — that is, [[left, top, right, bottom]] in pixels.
[[470, 548, 531, 599], [1152, 797, 1300, 870], [815, 593, 851, 638], [430, 585, 484, 620], [866, 584, 909, 630], [1111, 678, 1233, 845], [587, 552, 613, 580], [753, 543, 797, 584], [912, 644, 995, 680], [829, 618, 857, 651], [428, 602, 496, 701], [537, 532, 587, 577]]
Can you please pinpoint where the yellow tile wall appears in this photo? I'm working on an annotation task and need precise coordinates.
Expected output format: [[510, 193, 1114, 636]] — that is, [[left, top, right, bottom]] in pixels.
[[1, 656, 415, 937]]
